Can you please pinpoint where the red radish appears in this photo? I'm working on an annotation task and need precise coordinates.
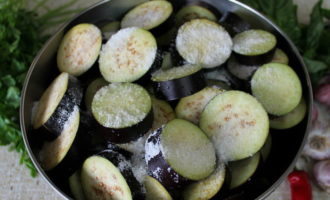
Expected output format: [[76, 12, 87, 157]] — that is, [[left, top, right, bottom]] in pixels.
[[288, 170, 312, 200]]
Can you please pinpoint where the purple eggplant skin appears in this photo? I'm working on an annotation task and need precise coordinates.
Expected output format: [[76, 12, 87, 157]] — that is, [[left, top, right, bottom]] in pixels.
[[146, 128, 190, 190], [43, 76, 83, 141], [233, 47, 276, 66], [98, 110, 154, 144], [97, 149, 145, 200], [219, 12, 251, 36], [153, 70, 207, 101]]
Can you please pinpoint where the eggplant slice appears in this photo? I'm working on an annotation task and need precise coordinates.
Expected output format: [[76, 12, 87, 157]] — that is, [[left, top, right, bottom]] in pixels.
[[81, 156, 133, 200], [99, 27, 157, 83], [251, 63, 302, 116], [199, 91, 269, 162], [151, 64, 206, 101], [33, 72, 83, 140], [91, 83, 153, 143], [57, 24, 102, 76], [176, 19, 233, 68], [121, 0, 173, 30], [232, 29, 277, 65]]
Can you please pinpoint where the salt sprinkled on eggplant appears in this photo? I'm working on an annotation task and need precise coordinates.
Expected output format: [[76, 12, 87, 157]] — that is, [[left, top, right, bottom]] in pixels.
[[39, 105, 80, 171], [145, 128, 162, 163]]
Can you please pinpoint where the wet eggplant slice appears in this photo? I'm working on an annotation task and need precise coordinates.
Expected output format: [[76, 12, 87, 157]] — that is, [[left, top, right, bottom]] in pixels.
[[175, 4, 218, 26], [271, 48, 289, 64], [99, 27, 157, 83], [251, 63, 302, 116], [81, 156, 132, 200], [33, 73, 83, 140], [38, 106, 80, 171], [228, 152, 260, 189], [69, 170, 86, 200], [84, 77, 108, 112], [233, 29, 277, 65], [183, 163, 226, 200], [92, 82, 151, 129], [176, 19, 233, 68], [151, 97, 176, 130], [176, 87, 224, 124], [270, 98, 307, 130], [161, 119, 216, 181], [145, 175, 173, 200], [121, 0, 173, 30], [200, 91, 269, 162], [57, 24, 102, 76]]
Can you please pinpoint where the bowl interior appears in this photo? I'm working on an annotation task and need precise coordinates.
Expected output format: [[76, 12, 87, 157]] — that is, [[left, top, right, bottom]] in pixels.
[[20, 0, 312, 199]]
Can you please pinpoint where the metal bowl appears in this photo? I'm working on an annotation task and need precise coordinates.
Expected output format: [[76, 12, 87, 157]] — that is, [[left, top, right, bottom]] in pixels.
[[20, 0, 313, 199]]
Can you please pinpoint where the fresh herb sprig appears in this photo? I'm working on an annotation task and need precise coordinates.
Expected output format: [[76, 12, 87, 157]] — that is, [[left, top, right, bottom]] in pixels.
[[0, 0, 83, 177], [242, 0, 330, 85]]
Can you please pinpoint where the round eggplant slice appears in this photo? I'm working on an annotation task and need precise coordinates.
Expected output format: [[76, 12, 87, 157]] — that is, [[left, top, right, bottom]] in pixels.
[[270, 98, 307, 130], [100, 21, 120, 41], [161, 119, 216, 180], [233, 29, 277, 65], [99, 27, 157, 83], [175, 4, 218, 26], [91, 83, 153, 143], [151, 64, 206, 101], [176, 87, 224, 124], [69, 170, 86, 200], [228, 152, 260, 189], [33, 72, 83, 140], [183, 163, 225, 200], [81, 156, 132, 200], [227, 57, 259, 81], [97, 148, 145, 199], [121, 0, 173, 30], [271, 48, 289, 64], [145, 128, 190, 189], [57, 24, 102, 76], [200, 91, 269, 162], [38, 106, 80, 171], [84, 77, 108, 112], [145, 176, 173, 200], [251, 63, 302, 116], [176, 19, 233, 68], [219, 12, 251, 36], [151, 97, 176, 130], [33, 72, 68, 129]]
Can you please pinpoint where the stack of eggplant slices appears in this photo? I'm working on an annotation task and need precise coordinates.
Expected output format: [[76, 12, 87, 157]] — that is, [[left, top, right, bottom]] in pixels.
[[32, 1, 306, 200]]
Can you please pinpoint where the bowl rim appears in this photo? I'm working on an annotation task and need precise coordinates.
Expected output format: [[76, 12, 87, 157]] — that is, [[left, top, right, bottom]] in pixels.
[[20, 0, 313, 199]]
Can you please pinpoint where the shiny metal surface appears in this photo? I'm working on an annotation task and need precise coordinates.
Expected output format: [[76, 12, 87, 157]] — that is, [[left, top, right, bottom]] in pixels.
[[20, 0, 313, 199]]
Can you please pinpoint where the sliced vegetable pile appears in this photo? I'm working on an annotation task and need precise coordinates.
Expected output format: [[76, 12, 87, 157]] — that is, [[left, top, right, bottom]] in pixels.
[[244, 0, 330, 197], [0, 0, 84, 177], [31, 0, 308, 199]]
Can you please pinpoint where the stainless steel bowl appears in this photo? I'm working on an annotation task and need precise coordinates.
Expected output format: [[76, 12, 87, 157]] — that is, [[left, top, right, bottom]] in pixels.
[[20, 0, 313, 199]]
